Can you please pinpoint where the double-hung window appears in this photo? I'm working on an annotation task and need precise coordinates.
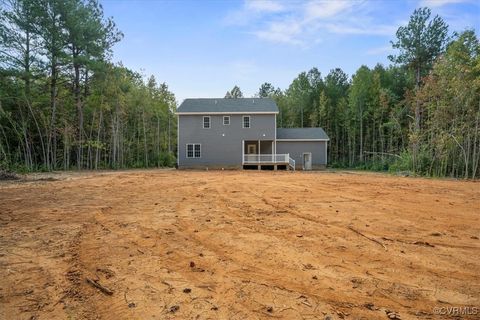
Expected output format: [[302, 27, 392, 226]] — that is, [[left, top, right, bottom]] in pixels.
[[223, 116, 230, 125], [203, 116, 210, 129], [186, 144, 201, 158], [243, 115, 251, 128]]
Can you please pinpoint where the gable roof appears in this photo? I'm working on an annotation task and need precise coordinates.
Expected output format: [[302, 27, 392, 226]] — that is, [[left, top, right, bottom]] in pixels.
[[177, 98, 279, 114], [277, 128, 329, 140]]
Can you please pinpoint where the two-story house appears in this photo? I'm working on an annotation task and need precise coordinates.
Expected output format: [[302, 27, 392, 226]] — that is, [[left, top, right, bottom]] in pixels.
[[176, 98, 329, 170]]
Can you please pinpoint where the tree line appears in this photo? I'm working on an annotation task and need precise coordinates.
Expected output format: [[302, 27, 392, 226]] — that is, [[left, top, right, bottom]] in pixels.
[[0, 0, 176, 172], [245, 8, 478, 178], [1, 3, 478, 179]]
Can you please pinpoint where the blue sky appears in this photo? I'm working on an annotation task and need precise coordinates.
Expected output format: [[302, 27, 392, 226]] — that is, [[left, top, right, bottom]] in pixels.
[[101, 0, 480, 103]]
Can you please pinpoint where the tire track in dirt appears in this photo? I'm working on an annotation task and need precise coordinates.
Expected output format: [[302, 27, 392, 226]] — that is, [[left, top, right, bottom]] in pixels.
[[182, 177, 384, 317], [1, 170, 479, 319]]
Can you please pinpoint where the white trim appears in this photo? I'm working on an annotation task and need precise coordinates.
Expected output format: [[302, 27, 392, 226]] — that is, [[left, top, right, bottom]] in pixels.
[[223, 115, 230, 125], [186, 143, 201, 158], [176, 111, 278, 115], [276, 139, 329, 142], [242, 153, 290, 164], [271, 141, 274, 160], [243, 115, 251, 128], [325, 141, 328, 165], [274, 114, 277, 155], [195, 144, 201, 158], [242, 140, 244, 165], [203, 116, 211, 129]]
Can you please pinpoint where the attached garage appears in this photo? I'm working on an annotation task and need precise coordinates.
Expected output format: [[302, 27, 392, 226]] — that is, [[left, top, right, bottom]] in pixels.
[[276, 128, 329, 170]]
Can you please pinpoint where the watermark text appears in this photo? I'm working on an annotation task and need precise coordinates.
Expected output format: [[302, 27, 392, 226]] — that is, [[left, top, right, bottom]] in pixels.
[[433, 306, 478, 316]]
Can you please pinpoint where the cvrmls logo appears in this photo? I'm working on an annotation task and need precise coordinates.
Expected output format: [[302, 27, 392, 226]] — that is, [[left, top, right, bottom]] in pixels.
[[433, 306, 478, 316]]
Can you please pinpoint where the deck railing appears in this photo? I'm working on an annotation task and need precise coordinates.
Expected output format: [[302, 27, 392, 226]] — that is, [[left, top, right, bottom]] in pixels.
[[243, 154, 296, 170], [243, 154, 289, 164], [289, 157, 296, 170]]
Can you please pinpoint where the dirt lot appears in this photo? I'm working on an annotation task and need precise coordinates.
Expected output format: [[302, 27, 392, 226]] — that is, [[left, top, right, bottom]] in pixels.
[[0, 170, 479, 320]]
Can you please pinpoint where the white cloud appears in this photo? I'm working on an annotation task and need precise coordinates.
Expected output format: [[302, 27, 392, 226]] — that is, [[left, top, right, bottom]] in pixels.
[[253, 19, 304, 45], [325, 23, 397, 36], [304, 1, 352, 20], [245, 0, 285, 13], [225, 0, 398, 46], [419, 0, 469, 8], [224, 0, 286, 26]]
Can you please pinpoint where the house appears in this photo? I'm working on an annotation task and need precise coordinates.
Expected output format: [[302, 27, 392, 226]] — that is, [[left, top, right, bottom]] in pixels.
[[176, 98, 329, 170]]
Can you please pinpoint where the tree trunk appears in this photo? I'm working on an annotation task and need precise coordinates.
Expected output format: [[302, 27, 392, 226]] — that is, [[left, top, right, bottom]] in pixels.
[[24, 30, 31, 99], [156, 114, 160, 166], [95, 109, 103, 170], [87, 110, 96, 169], [142, 108, 148, 167], [167, 110, 171, 153], [359, 105, 363, 163], [472, 110, 480, 179], [48, 59, 58, 170], [73, 48, 83, 170]]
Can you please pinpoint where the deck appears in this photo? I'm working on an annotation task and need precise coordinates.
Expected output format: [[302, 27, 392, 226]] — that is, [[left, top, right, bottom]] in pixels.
[[243, 154, 295, 170]]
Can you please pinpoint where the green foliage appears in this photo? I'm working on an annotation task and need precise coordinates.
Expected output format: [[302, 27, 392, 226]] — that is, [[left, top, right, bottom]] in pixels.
[[0, 0, 177, 172], [225, 85, 243, 98], [1, 3, 477, 178], [260, 12, 477, 178], [158, 152, 176, 167], [264, 8, 478, 178], [389, 7, 449, 85], [389, 151, 413, 173], [415, 29, 480, 178]]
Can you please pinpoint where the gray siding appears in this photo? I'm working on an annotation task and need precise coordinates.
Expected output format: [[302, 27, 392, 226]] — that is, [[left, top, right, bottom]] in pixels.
[[276, 141, 327, 169], [178, 114, 276, 168]]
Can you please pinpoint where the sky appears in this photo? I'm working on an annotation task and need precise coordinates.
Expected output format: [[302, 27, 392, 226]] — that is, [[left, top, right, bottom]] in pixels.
[[100, 0, 480, 103]]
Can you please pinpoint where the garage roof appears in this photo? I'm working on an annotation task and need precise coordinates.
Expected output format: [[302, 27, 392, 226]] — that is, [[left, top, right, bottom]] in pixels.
[[276, 128, 329, 140], [177, 98, 279, 113]]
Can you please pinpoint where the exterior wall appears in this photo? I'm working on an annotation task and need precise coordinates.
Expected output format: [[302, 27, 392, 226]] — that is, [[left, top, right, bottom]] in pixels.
[[276, 141, 327, 170], [178, 114, 276, 168]]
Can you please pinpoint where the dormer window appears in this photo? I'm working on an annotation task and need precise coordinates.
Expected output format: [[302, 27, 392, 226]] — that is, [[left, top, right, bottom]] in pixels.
[[243, 116, 250, 128], [203, 116, 210, 129]]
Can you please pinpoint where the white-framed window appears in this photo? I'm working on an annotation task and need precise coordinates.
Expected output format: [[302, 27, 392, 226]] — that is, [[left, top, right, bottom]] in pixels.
[[186, 144, 194, 158], [186, 144, 201, 158], [223, 116, 230, 125], [243, 115, 251, 128], [203, 116, 210, 129]]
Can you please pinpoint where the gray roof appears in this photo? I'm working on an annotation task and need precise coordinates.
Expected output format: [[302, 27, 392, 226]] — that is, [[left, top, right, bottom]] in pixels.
[[277, 128, 329, 140], [177, 98, 278, 113]]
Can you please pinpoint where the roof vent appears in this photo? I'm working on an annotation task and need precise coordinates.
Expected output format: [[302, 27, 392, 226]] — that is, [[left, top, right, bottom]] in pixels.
[[215, 100, 217, 104], [252, 99, 255, 104]]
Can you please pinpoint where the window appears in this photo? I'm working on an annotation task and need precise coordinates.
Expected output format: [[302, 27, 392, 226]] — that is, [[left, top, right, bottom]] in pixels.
[[223, 116, 230, 125], [186, 144, 201, 158], [194, 144, 201, 158], [187, 144, 194, 158], [243, 115, 250, 128], [203, 116, 210, 129]]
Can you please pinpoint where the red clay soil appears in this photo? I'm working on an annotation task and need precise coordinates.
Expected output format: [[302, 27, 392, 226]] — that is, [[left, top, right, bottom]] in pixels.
[[0, 170, 479, 319]]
